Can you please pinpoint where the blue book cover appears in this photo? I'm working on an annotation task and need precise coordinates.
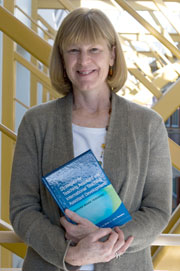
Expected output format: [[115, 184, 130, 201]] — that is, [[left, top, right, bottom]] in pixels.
[[42, 150, 132, 228]]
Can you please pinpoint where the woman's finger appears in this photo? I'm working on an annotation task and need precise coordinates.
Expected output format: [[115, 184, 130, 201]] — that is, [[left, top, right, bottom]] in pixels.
[[114, 227, 124, 241], [104, 230, 119, 247], [60, 215, 71, 228], [89, 227, 113, 242], [116, 236, 134, 255], [112, 227, 125, 251], [65, 209, 87, 224]]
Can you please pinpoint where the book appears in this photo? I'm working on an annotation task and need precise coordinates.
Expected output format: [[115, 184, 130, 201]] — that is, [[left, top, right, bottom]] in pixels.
[[42, 150, 132, 228]]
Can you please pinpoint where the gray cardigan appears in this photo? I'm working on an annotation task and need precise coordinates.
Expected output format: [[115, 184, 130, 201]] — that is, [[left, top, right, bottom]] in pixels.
[[10, 92, 172, 271]]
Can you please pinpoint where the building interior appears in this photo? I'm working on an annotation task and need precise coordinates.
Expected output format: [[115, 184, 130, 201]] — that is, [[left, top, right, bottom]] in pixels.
[[0, 0, 180, 269]]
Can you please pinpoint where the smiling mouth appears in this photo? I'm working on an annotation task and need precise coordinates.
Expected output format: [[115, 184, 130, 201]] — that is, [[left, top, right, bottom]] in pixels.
[[77, 70, 96, 75]]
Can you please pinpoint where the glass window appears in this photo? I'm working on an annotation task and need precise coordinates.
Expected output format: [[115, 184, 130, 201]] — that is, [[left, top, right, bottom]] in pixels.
[[171, 109, 179, 127]]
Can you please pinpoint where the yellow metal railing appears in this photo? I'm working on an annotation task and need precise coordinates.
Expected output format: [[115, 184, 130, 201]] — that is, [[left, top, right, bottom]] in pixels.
[[0, 124, 16, 142], [0, 232, 22, 244], [152, 205, 180, 270], [0, 230, 179, 247], [15, 5, 54, 40], [0, 219, 179, 260], [115, 0, 180, 60], [13, 52, 60, 98], [0, 220, 26, 259], [152, 234, 180, 246], [0, 6, 51, 66]]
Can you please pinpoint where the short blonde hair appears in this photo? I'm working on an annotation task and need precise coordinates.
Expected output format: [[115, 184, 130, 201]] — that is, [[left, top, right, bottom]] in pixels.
[[49, 8, 127, 95]]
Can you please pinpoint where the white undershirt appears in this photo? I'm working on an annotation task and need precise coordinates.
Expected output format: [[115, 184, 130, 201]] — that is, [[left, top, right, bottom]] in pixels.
[[72, 123, 107, 271], [72, 123, 106, 166]]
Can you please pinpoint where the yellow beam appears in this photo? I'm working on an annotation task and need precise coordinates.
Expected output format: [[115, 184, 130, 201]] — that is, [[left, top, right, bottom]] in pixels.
[[0, 243, 26, 259], [57, 0, 75, 11], [115, 0, 180, 60], [31, 0, 39, 107], [0, 6, 51, 67], [1, 1, 15, 266], [37, 0, 80, 9], [43, 33, 50, 103], [125, 1, 158, 11], [152, 78, 180, 121], [37, 0, 64, 9], [128, 66, 162, 98]]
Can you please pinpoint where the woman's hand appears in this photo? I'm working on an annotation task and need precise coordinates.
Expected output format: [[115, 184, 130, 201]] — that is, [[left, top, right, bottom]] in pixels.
[[65, 227, 118, 266], [60, 209, 99, 243], [65, 227, 134, 266]]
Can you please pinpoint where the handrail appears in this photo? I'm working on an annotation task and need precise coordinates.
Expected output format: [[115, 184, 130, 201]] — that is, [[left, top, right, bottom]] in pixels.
[[0, 219, 13, 231], [14, 98, 30, 110], [0, 230, 179, 246], [152, 204, 180, 260], [38, 14, 56, 37], [0, 6, 51, 66], [0, 269, 22, 270], [152, 234, 180, 246], [0, 231, 23, 243], [0, 219, 26, 258], [2, 217, 179, 246], [0, 123, 17, 141], [15, 5, 54, 40]]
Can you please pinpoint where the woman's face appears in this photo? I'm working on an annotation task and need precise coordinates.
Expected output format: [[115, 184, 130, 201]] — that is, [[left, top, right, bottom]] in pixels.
[[62, 39, 115, 94]]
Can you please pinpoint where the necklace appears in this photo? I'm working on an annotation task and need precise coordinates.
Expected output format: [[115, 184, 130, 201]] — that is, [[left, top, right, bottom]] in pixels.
[[98, 99, 112, 167]]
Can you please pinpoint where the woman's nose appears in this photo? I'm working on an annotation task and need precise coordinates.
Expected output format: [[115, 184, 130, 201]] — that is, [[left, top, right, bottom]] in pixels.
[[78, 51, 90, 65]]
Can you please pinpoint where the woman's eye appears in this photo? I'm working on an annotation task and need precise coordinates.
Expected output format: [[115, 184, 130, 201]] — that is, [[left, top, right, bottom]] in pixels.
[[68, 49, 79, 54], [90, 48, 100, 53]]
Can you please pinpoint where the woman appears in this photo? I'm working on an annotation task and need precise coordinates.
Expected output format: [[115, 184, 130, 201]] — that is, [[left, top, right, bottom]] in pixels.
[[10, 8, 172, 271]]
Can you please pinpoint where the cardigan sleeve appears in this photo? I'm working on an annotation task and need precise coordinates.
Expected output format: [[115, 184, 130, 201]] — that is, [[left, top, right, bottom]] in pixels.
[[121, 118, 172, 253], [10, 113, 79, 270]]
